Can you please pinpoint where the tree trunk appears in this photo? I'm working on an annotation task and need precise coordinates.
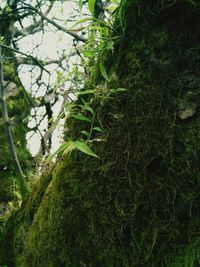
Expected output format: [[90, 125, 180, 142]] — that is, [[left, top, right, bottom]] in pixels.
[[2, 1, 200, 266]]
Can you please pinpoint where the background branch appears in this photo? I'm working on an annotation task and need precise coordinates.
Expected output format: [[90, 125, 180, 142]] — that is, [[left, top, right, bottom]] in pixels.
[[21, 3, 87, 43], [0, 43, 50, 73]]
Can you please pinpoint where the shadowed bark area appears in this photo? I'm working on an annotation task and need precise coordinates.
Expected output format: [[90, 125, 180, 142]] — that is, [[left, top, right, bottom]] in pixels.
[[1, 1, 200, 266]]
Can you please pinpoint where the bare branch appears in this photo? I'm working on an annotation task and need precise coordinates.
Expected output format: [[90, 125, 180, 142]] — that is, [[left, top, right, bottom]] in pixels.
[[16, 56, 66, 66], [0, 43, 50, 73], [21, 3, 87, 43], [13, 2, 55, 38], [14, 22, 45, 38], [2, 2, 87, 42]]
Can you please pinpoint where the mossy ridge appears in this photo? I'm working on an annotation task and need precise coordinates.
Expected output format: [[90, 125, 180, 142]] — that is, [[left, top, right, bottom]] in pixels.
[[0, 62, 31, 197], [2, 0, 200, 266], [0, 60, 31, 261], [0, 165, 53, 266]]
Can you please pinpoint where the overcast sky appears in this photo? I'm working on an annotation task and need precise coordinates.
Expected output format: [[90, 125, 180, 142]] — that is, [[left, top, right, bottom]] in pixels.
[[17, 1, 84, 156]]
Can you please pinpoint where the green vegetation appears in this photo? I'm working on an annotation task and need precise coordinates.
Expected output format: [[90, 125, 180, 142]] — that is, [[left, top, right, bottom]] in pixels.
[[0, 65, 31, 205], [1, 0, 200, 266]]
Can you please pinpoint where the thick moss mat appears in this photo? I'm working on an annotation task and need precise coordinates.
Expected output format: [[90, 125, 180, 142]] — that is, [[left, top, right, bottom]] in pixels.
[[1, 1, 200, 266]]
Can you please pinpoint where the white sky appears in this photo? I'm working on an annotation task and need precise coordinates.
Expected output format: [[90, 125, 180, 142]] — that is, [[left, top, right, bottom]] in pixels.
[[17, 1, 84, 156]]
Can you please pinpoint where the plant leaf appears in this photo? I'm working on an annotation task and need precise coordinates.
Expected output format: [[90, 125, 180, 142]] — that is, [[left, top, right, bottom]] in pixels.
[[81, 49, 94, 58], [80, 98, 95, 116], [89, 25, 105, 31], [78, 0, 83, 10], [72, 114, 92, 123], [110, 88, 127, 93], [80, 130, 91, 137], [85, 105, 95, 116], [75, 141, 99, 158], [62, 141, 76, 155], [93, 127, 103, 132], [69, 17, 92, 30], [99, 61, 109, 81], [14, 191, 22, 200], [77, 89, 96, 95], [88, 0, 95, 17], [48, 142, 71, 161], [116, 88, 127, 92]]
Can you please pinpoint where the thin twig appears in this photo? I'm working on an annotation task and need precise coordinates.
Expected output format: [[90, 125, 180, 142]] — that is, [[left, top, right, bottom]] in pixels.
[[21, 3, 87, 43], [0, 43, 50, 74]]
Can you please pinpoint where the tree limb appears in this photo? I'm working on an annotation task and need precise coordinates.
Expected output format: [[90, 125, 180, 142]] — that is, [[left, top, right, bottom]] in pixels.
[[21, 3, 87, 43], [13, 1, 54, 38], [35, 90, 71, 158], [16, 56, 66, 66], [0, 43, 50, 73], [0, 47, 25, 178], [2, 2, 87, 42]]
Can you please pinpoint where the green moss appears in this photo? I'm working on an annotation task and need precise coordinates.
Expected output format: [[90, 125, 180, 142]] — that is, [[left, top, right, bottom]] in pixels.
[[0, 80, 31, 180], [3, 64, 16, 81], [0, 165, 53, 266], [1, 1, 200, 266]]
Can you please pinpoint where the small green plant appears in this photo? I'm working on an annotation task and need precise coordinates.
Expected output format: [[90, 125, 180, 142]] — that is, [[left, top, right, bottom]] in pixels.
[[49, 0, 124, 162], [49, 95, 104, 160], [49, 140, 99, 160], [70, 0, 121, 82], [77, 97, 103, 138]]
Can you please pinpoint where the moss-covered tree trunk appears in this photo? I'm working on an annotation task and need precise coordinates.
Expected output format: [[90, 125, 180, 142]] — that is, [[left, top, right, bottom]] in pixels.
[[2, 0, 200, 266], [0, 3, 31, 263], [0, 3, 31, 210]]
